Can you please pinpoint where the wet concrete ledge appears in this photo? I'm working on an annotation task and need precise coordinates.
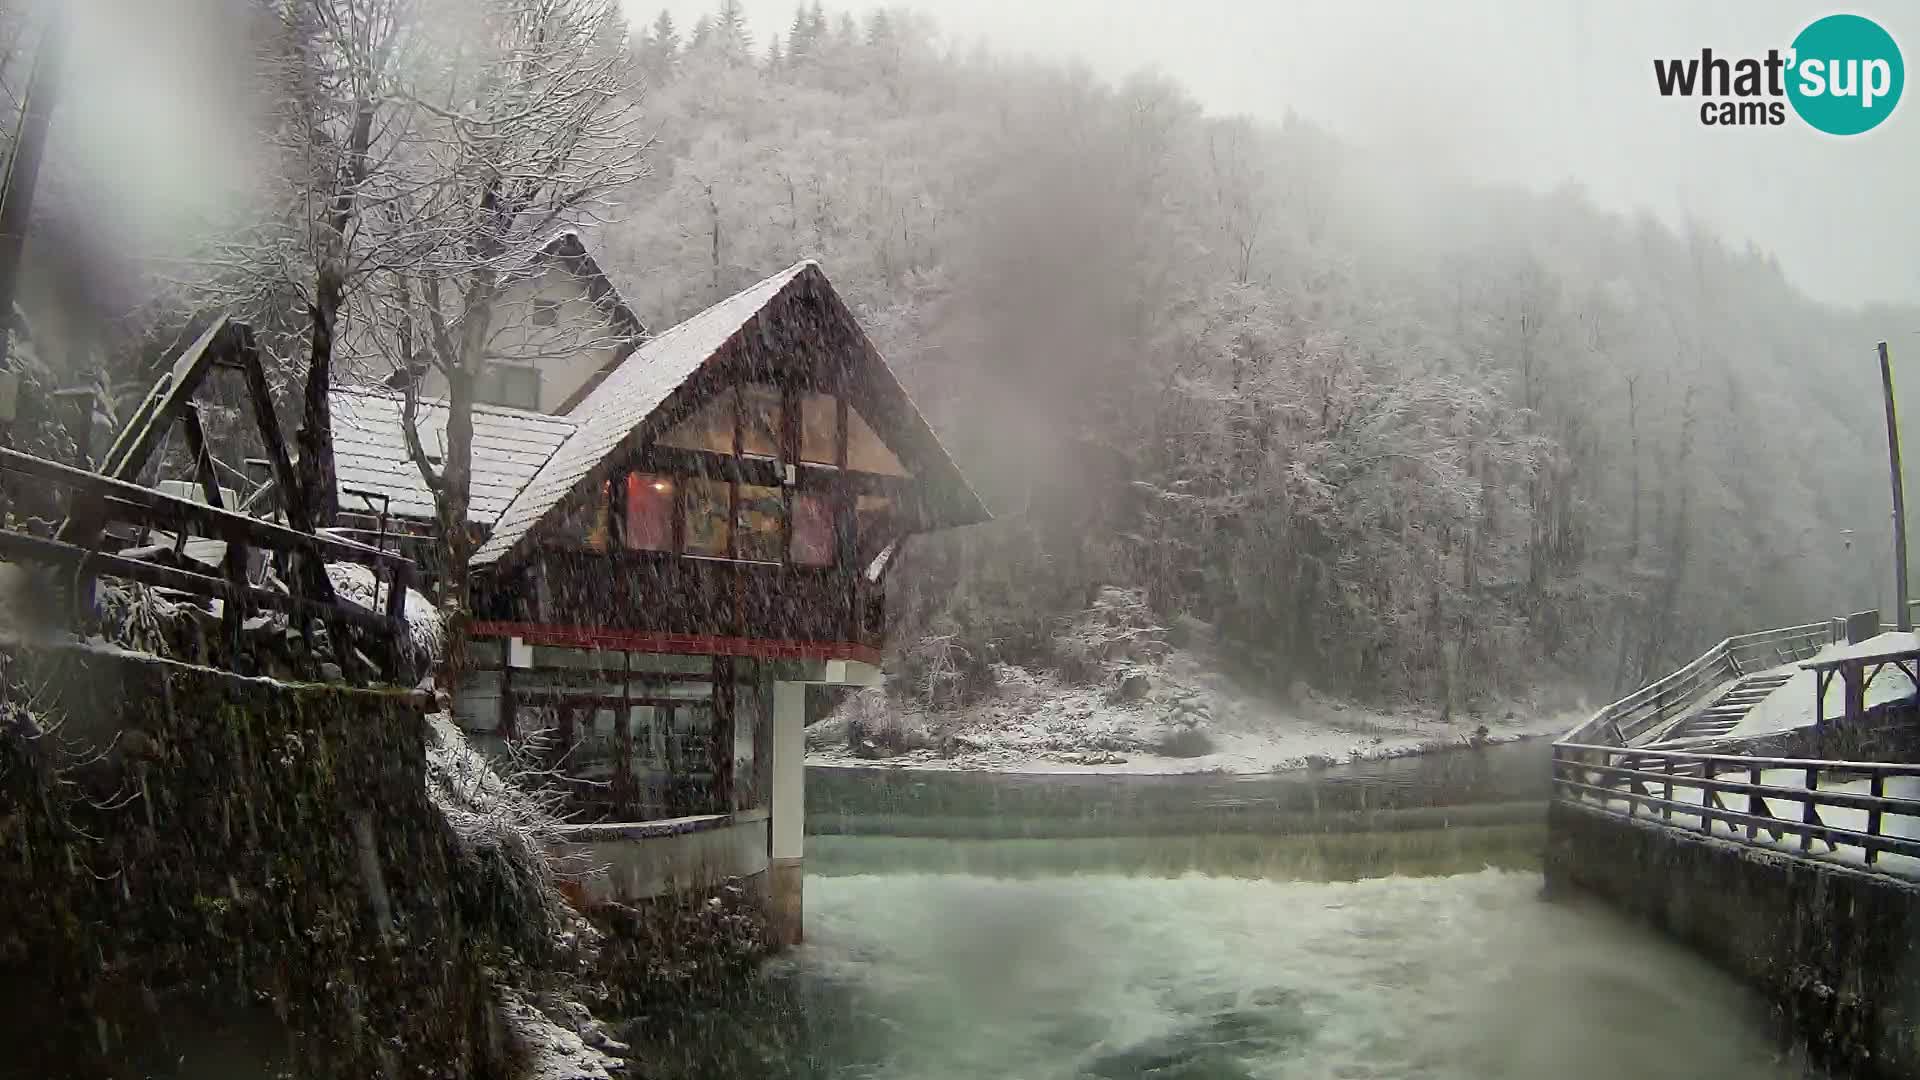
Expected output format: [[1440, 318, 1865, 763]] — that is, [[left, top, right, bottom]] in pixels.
[[1546, 799, 1920, 1079], [556, 808, 771, 905], [558, 806, 769, 842]]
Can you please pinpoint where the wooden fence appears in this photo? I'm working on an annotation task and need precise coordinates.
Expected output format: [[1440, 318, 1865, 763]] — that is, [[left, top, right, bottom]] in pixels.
[[1553, 741, 1920, 868], [0, 445, 416, 681], [1560, 623, 1833, 748]]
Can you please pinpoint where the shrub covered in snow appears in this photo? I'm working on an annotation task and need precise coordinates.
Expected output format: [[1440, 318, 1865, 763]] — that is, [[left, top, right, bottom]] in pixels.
[[892, 619, 996, 708], [326, 562, 444, 667], [424, 712, 581, 964], [1051, 586, 1173, 685]]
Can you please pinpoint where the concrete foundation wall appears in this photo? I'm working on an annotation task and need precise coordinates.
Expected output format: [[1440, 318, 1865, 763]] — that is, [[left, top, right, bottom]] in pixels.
[[558, 811, 770, 905], [1547, 800, 1920, 1078]]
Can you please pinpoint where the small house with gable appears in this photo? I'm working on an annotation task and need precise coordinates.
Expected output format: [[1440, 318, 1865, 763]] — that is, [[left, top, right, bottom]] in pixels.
[[329, 242, 988, 943]]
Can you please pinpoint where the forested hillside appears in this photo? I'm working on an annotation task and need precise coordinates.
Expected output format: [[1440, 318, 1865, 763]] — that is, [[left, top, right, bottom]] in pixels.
[[597, 3, 1913, 709], [6, 1, 1913, 714]]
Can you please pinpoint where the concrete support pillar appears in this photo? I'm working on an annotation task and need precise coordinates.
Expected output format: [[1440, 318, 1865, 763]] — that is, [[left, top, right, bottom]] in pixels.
[[769, 680, 806, 946]]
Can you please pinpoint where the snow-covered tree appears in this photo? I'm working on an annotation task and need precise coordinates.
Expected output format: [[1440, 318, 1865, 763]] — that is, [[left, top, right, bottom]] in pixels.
[[352, 0, 644, 631]]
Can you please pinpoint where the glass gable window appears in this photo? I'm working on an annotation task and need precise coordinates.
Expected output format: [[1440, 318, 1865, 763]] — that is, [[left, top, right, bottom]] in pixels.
[[857, 492, 893, 552], [798, 391, 909, 476], [848, 409, 908, 475], [800, 392, 838, 464], [657, 397, 735, 453], [790, 493, 834, 566], [562, 382, 919, 567], [554, 480, 611, 550], [740, 384, 782, 460], [623, 473, 675, 551], [684, 476, 731, 556], [736, 484, 784, 562]]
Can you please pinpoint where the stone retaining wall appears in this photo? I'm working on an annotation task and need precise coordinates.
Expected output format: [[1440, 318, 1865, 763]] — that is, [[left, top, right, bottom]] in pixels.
[[0, 638, 508, 1079], [1546, 799, 1920, 1078]]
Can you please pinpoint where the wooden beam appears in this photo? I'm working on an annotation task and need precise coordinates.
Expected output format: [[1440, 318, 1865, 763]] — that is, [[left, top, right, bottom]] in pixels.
[[177, 402, 225, 509], [469, 620, 881, 665], [0, 527, 395, 637], [0, 447, 406, 571], [94, 317, 229, 485], [236, 324, 309, 533], [711, 655, 735, 812]]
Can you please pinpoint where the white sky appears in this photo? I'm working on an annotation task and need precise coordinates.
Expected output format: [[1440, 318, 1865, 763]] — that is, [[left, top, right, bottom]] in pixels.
[[623, 0, 1920, 311]]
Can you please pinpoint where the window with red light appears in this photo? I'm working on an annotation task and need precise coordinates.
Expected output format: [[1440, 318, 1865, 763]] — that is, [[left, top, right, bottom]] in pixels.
[[623, 472, 675, 551]]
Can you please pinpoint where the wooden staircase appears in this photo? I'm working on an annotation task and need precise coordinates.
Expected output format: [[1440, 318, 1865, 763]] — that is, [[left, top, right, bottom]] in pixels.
[[1661, 671, 1795, 742]]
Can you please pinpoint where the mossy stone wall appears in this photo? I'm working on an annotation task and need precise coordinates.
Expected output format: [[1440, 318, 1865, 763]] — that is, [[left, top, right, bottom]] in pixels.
[[0, 640, 507, 1079]]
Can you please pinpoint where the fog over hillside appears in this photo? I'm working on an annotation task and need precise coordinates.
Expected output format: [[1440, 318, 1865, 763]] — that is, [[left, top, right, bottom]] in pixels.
[[634, 0, 1920, 309], [7, 0, 1917, 712], [592, 3, 1919, 712]]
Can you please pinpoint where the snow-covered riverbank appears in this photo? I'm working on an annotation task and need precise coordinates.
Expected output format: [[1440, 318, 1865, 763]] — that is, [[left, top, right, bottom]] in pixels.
[[806, 656, 1588, 776]]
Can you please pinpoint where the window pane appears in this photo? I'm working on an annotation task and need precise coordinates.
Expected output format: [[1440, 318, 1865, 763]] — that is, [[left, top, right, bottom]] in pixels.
[[736, 484, 783, 563], [800, 392, 837, 464], [623, 472, 675, 551], [657, 397, 735, 453], [741, 384, 781, 459], [477, 362, 541, 410], [791, 493, 834, 566], [857, 493, 892, 549], [684, 476, 730, 556], [848, 408, 907, 475], [554, 480, 610, 550], [511, 367, 541, 409]]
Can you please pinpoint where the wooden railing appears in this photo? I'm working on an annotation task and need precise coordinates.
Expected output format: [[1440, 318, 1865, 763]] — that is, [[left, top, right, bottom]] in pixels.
[[1553, 742, 1920, 868], [0, 446, 416, 681], [1561, 623, 1832, 747]]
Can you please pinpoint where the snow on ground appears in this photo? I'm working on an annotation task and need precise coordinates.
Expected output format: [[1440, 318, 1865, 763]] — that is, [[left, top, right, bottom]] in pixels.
[[807, 651, 1586, 776], [498, 985, 626, 1080], [326, 561, 444, 661], [1722, 635, 1919, 741]]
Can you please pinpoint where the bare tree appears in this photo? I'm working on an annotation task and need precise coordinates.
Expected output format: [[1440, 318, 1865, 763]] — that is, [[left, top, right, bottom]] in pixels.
[[189, 0, 425, 523], [360, 0, 644, 629], [1204, 116, 1266, 287]]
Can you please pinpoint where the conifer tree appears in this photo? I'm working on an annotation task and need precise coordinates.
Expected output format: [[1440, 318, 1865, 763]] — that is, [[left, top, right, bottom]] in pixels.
[[787, 5, 814, 65], [643, 8, 680, 70], [713, 0, 753, 62]]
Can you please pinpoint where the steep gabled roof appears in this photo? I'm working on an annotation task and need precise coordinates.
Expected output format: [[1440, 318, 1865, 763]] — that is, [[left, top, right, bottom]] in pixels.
[[380, 230, 649, 397], [471, 262, 813, 565], [538, 230, 650, 341], [331, 389, 576, 523], [471, 259, 990, 568]]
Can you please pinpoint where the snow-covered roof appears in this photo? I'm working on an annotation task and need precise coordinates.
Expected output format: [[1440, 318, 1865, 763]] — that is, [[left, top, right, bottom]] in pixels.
[[538, 229, 649, 342], [331, 389, 576, 523], [470, 261, 816, 565], [331, 256, 989, 569]]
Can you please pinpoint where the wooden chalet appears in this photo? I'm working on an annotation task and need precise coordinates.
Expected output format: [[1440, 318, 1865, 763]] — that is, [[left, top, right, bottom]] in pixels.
[[330, 248, 987, 942]]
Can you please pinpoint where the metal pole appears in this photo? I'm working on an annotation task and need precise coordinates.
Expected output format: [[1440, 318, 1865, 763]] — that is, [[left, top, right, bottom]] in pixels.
[[0, 4, 67, 368], [1880, 341, 1910, 631]]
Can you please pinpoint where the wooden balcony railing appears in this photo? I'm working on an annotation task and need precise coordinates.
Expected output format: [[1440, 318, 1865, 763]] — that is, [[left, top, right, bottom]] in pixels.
[[1553, 742, 1920, 869], [0, 445, 416, 682]]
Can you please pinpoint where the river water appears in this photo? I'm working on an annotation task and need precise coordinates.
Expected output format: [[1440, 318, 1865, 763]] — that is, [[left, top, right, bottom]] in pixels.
[[644, 742, 1817, 1080]]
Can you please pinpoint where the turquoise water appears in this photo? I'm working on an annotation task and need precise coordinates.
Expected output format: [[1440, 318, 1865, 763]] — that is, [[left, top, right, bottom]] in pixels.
[[776, 867, 1797, 1080], [634, 751, 1814, 1079]]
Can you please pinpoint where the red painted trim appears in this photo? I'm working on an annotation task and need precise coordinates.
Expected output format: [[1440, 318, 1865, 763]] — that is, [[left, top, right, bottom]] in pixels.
[[470, 621, 882, 665]]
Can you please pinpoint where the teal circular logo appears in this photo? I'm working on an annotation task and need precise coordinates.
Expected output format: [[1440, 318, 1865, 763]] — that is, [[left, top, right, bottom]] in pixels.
[[1788, 14, 1904, 135]]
